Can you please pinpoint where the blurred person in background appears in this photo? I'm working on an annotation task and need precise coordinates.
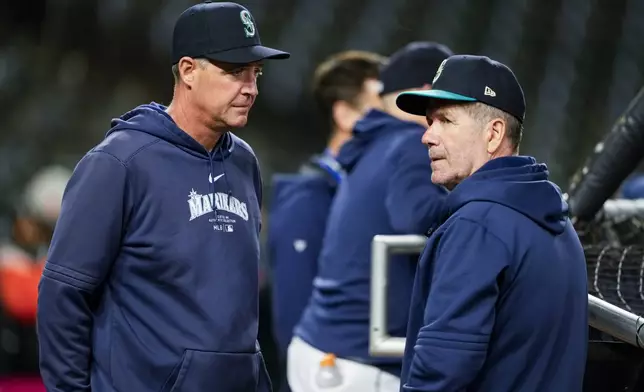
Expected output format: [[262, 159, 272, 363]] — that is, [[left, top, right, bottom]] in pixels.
[[0, 164, 71, 391], [620, 174, 644, 199], [36, 2, 289, 392], [267, 49, 386, 391], [396, 55, 587, 392], [287, 42, 452, 392]]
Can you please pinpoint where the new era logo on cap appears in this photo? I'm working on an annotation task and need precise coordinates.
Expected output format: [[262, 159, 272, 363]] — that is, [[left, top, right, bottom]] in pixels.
[[395, 55, 525, 123]]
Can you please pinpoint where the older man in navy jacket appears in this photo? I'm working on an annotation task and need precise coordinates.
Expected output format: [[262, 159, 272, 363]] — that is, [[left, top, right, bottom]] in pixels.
[[396, 55, 588, 392]]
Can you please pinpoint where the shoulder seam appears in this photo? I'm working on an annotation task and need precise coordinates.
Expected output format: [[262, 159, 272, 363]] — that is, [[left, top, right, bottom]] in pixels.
[[88, 147, 139, 228], [124, 139, 162, 164], [450, 216, 513, 260], [94, 138, 162, 165], [88, 150, 126, 167]]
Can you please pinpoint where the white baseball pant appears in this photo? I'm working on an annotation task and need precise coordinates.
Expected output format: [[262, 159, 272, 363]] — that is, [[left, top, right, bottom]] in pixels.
[[287, 337, 400, 392]]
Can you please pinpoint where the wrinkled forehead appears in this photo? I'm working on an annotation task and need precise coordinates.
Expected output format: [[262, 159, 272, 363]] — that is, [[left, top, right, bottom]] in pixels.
[[206, 59, 264, 71], [425, 101, 471, 118]]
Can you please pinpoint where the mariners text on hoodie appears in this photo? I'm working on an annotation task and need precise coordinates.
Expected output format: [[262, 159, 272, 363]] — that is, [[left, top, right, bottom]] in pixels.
[[401, 156, 588, 392], [295, 110, 447, 376], [37, 103, 271, 392]]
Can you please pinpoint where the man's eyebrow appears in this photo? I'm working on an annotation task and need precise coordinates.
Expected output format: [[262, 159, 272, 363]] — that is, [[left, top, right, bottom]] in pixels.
[[220, 62, 262, 71], [429, 107, 451, 119], [234, 63, 264, 71]]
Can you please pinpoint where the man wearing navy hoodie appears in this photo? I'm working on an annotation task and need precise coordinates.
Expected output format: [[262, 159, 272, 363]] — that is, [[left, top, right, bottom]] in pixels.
[[396, 55, 588, 391], [36, 2, 289, 391], [268, 50, 385, 388], [288, 42, 451, 392]]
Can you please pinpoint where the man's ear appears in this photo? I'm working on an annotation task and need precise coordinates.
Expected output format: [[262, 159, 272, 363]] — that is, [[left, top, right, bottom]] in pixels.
[[486, 118, 506, 154], [332, 100, 361, 133], [178, 57, 198, 86]]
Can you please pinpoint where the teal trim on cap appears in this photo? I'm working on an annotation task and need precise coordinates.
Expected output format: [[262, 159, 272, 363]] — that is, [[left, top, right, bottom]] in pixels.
[[396, 89, 478, 115], [397, 89, 477, 102]]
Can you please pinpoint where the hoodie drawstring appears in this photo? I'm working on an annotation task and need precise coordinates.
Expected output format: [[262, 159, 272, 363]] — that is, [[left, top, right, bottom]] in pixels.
[[209, 140, 233, 217], [209, 155, 218, 217], [219, 146, 232, 197]]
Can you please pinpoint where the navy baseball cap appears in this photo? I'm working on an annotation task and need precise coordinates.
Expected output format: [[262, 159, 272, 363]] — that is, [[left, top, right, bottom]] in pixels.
[[396, 55, 525, 123], [172, 1, 290, 65], [379, 41, 453, 96]]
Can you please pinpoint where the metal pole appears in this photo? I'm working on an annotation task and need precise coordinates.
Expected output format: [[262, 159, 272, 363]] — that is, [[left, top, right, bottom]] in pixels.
[[588, 294, 644, 348], [369, 235, 425, 356], [602, 198, 644, 220], [369, 235, 644, 358]]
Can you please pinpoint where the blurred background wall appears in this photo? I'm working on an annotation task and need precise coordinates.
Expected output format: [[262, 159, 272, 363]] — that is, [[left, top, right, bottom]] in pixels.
[[2, 0, 644, 231]]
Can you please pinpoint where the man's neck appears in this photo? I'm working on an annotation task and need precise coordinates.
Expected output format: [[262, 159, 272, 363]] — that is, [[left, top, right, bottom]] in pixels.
[[326, 128, 351, 157], [166, 95, 224, 152], [489, 145, 517, 161], [469, 147, 517, 176]]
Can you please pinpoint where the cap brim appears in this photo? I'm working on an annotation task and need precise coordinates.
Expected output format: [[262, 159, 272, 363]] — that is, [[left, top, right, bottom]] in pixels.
[[204, 45, 290, 63], [396, 90, 476, 116]]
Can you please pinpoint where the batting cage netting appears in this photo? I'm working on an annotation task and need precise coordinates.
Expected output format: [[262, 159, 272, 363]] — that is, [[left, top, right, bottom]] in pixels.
[[586, 244, 644, 316], [566, 86, 644, 326]]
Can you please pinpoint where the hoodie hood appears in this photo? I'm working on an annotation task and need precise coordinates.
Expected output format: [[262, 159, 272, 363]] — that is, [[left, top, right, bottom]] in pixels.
[[445, 156, 568, 234], [270, 153, 342, 210], [271, 173, 334, 211], [337, 109, 423, 172], [108, 102, 239, 198], [108, 102, 234, 160]]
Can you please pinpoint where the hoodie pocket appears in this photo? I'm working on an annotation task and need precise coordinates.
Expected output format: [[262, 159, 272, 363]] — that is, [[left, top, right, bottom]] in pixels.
[[159, 350, 191, 392], [161, 349, 269, 392]]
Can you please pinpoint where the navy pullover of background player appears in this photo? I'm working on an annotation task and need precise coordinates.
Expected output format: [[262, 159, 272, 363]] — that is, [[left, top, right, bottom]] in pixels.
[[268, 153, 343, 358], [295, 109, 447, 376], [401, 156, 588, 392], [37, 103, 271, 392]]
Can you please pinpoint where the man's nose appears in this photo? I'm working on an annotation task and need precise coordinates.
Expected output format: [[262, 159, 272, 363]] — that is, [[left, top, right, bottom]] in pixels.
[[242, 80, 258, 97], [421, 126, 436, 146]]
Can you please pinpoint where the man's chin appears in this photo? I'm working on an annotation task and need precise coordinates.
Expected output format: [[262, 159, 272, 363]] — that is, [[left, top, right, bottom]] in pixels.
[[225, 115, 249, 128], [431, 173, 454, 190]]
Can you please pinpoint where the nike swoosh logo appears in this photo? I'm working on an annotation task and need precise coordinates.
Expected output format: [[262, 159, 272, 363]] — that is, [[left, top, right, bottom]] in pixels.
[[209, 173, 225, 183]]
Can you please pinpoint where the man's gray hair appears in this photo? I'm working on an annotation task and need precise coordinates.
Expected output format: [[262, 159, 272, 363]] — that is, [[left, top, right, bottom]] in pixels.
[[462, 102, 523, 151], [171, 58, 210, 84]]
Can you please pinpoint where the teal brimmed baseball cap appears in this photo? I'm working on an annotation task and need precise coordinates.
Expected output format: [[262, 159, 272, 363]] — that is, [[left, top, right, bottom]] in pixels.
[[395, 55, 525, 123]]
